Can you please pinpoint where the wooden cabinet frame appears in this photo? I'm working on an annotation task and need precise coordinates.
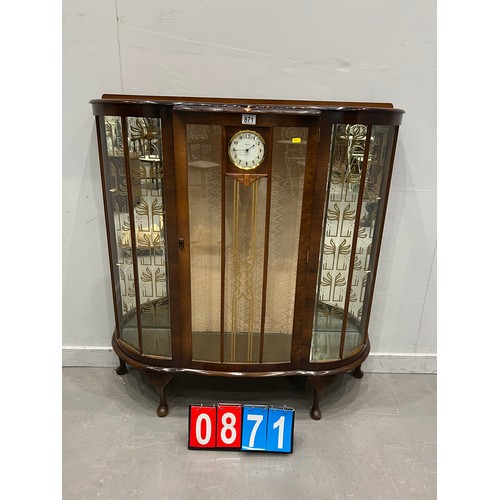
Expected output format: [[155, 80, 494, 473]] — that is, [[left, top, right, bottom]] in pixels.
[[91, 95, 404, 419]]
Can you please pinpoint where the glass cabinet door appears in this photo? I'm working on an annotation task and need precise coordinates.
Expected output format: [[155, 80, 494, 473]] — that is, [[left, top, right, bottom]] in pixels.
[[178, 116, 314, 365]]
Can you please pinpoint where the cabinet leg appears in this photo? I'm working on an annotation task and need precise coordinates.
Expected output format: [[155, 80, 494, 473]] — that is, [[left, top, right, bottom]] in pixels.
[[308, 375, 335, 420], [144, 371, 174, 417], [116, 358, 127, 375], [353, 365, 364, 379]]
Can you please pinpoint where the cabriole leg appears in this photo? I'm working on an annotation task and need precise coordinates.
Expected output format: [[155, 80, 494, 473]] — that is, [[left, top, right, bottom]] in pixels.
[[353, 364, 364, 379], [116, 358, 127, 375], [308, 375, 335, 420], [144, 371, 174, 417]]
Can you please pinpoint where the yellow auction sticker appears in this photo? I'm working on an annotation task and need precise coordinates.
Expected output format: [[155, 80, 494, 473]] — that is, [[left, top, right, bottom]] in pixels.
[[291, 137, 301, 143]]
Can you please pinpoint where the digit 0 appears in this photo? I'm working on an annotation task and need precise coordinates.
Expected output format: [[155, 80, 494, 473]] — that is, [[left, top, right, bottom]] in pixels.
[[188, 405, 216, 449], [196, 413, 212, 445]]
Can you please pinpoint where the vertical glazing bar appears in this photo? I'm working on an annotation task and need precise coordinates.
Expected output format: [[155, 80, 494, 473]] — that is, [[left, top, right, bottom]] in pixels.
[[339, 125, 372, 359], [160, 107, 180, 361], [247, 180, 260, 362], [121, 116, 144, 354], [362, 126, 400, 345], [220, 134, 226, 363], [231, 179, 239, 361], [247, 181, 255, 361], [96, 116, 122, 339], [259, 130, 273, 363]]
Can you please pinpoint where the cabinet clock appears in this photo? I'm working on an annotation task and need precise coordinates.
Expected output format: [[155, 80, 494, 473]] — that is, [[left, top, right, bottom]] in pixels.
[[90, 94, 404, 419]]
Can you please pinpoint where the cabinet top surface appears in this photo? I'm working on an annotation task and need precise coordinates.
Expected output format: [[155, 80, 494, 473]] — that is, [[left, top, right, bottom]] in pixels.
[[90, 94, 405, 115]]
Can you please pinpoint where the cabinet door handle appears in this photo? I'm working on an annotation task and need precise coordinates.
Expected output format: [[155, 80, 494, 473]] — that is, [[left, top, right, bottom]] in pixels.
[[178, 238, 185, 250]]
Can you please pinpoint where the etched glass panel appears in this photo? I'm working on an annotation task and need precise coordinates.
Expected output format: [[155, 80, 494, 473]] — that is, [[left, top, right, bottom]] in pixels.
[[345, 125, 393, 357], [187, 125, 223, 362], [127, 117, 171, 358], [262, 127, 308, 363], [103, 116, 138, 351], [310, 124, 368, 362]]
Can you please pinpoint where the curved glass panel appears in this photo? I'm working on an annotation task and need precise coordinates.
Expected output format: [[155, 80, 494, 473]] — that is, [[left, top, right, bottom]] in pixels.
[[127, 117, 172, 358], [101, 116, 172, 357], [102, 116, 139, 351], [310, 124, 396, 361], [344, 125, 395, 356], [310, 124, 368, 362]]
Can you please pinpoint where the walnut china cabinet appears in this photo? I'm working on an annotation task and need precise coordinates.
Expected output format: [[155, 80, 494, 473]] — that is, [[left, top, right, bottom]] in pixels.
[[91, 95, 404, 419]]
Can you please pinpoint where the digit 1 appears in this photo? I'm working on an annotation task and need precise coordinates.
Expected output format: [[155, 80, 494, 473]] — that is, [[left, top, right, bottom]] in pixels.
[[273, 416, 285, 449], [266, 407, 294, 453]]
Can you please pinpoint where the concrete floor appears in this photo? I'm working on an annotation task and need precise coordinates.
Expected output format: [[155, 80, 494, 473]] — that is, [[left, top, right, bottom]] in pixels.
[[62, 368, 436, 499]]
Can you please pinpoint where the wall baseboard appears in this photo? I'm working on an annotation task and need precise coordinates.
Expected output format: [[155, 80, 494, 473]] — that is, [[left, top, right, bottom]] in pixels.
[[62, 347, 436, 374]]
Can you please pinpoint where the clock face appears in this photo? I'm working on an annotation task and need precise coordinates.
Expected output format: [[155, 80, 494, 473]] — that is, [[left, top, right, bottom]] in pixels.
[[228, 130, 266, 170]]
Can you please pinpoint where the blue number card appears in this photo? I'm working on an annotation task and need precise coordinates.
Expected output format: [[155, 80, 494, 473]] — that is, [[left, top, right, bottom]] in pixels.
[[266, 407, 294, 453], [241, 406, 268, 451]]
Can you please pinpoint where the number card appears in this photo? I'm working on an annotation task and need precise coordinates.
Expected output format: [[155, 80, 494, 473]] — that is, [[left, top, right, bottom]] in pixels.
[[266, 407, 294, 453], [188, 404, 294, 453], [188, 405, 217, 449], [241, 405, 268, 451], [216, 404, 242, 449]]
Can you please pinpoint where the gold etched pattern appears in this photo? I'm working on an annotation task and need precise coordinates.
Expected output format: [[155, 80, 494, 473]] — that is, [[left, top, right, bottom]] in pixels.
[[311, 123, 368, 362], [102, 117, 172, 357], [311, 124, 392, 361], [103, 117, 138, 349], [126, 117, 171, 358], [345, 125, 390, 356]]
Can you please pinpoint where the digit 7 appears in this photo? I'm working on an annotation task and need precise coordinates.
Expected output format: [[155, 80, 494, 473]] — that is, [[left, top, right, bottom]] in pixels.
[[241, 406, 268, 451], [247, 414, 263, 447]]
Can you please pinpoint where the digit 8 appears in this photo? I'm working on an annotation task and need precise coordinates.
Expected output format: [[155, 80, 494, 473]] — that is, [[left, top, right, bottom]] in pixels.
[[220, 411, 237, 444]]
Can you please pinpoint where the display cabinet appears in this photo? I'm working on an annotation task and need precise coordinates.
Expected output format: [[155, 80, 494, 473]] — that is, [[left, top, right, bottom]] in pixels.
[[91, 95, 404, 419]]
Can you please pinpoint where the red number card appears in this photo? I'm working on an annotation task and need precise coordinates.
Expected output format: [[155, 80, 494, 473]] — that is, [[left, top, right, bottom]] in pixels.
[[216, 404, 242, 449], [188, 406, 217, 449]]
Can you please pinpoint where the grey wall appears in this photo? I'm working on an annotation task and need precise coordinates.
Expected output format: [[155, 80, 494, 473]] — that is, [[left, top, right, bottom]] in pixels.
[[62, 0, 436, 372]]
